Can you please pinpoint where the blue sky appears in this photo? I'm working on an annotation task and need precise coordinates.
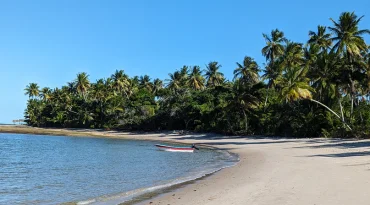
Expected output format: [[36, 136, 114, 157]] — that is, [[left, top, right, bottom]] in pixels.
[[0, 0, 369, 123]]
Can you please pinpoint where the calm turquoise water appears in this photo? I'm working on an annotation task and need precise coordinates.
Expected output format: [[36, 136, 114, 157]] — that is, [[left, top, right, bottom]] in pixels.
[[0, 133, 238, 205]]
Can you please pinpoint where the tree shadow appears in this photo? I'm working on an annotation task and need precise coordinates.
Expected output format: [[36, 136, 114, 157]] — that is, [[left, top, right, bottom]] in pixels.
[[344, 163, 370, 167], [170, 133, 297, 141], [196, 140, 297, 146], [162, 134, 298, 147], [305, 151, 370, 158], [292, 140, 370, 150]]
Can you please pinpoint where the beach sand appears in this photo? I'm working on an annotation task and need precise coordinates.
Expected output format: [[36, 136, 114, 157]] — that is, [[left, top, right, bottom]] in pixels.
[[2, 126, 370, 205]]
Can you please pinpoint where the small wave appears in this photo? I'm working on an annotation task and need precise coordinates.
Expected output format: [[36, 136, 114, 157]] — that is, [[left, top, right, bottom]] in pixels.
[[77, 199, 96, 205], [76, 150, 239, 205]]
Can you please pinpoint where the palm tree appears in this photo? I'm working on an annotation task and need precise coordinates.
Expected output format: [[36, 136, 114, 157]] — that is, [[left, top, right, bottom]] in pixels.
[[278, 67, 313, 103], [40, 87, 52, 102], [205, 61, 224, 87], [262, 29, 286, 64], [280, 41, 305, 68], [234, 56, 260, 85], [25, 83, 40, 99], [74, 72, 90, 100], [262, 63, 280, 89], [227, 79, 260, 132], [261, 29, 286, 107], [278, 66, 351, 130], [166, 71, 182, 91], [90, 79, 112, 126], [329, 12, 370, 60], [152, 78, 164, 96], [329, 12, 370, 115], [123, 78, 139, 98], [308, 25, 332, 51], [132, 76, 140, 86], [261, 62, 283, 107], [24, 99, 43, 126], [264, 41, 304, 108], [139, 75, 153, 92], [304, 44, 321, 70], [187, 66, 205, 90], [104, 77, 114, 91], [90, 79, 107, 102], [66, 82, 77, 94], [308, 51, 339, 103], [180, 66, 189, 84], [111, 70, 129, 94]]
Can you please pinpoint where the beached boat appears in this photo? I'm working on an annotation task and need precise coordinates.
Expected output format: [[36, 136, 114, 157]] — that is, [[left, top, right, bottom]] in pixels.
[[155, 144, 196, 152]]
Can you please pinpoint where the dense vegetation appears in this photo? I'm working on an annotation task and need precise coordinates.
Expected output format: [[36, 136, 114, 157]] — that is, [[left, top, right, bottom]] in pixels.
[[24, 12, 370, 138]]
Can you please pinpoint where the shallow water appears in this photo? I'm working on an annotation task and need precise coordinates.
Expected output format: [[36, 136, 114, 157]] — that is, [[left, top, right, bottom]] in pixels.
[[0, 133, 237, 205]]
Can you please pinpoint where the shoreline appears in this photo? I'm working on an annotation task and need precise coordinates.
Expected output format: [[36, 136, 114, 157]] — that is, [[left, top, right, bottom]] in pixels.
[[2, 126, 370, 205], [0, 126, 239, 205]]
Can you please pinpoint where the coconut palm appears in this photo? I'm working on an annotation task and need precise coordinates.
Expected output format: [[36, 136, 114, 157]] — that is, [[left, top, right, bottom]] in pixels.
[[104, 77, 114, 91], [262, 29, 286, 64], [262, 63, 280, 89], [310, 52, 339, 102], [280, 41, 305, 69], [166, 71, 182, 91], [25, 83, 40, 99], [261, 29, 287, 107], [227, 79, 260, 132], [187, 66, 205, 90], [304, 44, 321, 68], [66, 82, 77, 94], [234, 56, 260, 85], [278, 66, 351, 130], [278, 67, 312, 103], [180, 66, 189, 84], [124, 78, 138, 98], [24, 99, 43, 126], [308, 25, 332, 51], [204, 61, 224, 87], [261, 63, 282, 107], [40, 87, 52, 102], [139, 75, 153, 92], [329, 12, 370, 60], [152, 78, 164, 96], [74, 72, 90, 99], [111, 70, 129, 94], [90, 79, 107, 102], [90, 79, 113, 126], [329, 12, 370, 115], [131, 76, 139, 86]]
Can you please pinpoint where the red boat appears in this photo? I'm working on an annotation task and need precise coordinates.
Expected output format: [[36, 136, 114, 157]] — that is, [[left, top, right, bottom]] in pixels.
[[155, 144, 197, 152]]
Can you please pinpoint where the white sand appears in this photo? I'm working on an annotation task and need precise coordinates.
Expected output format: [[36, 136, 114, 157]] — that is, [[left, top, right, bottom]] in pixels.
[[133, 135, 370, 205]]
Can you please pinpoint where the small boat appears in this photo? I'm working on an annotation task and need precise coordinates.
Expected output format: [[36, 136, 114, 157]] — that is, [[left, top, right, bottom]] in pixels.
[[155, 144, 198, 152]]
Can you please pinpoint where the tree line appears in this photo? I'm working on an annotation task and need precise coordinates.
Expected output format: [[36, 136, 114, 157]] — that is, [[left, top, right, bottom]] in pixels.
[[25, 12, 370, 138]]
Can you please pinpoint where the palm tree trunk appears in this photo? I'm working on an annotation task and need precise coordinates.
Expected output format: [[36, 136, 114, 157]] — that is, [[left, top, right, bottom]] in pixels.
[[264, 87, 269, 108], [351, 96, 354, 116], [242, 109, 248, 133], [338, 98, 345, 122], [185, 119, 192, 130], [310, 99, 352, 130], [349, 73, 355, 117]]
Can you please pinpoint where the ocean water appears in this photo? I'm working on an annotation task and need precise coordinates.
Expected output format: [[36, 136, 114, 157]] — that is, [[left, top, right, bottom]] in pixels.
[[0, 133, 238, 205]]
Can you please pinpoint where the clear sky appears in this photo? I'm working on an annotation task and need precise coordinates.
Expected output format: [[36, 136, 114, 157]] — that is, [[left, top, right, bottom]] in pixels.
[[0, 0, 369, 123]]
